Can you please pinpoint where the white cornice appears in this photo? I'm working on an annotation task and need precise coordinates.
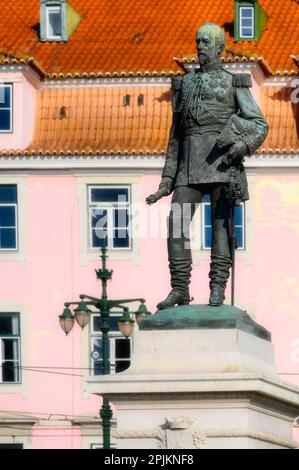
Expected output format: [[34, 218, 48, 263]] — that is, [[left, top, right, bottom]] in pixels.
[[245, 154, 299, 167], [44, 76, 172, 88], [263, 76, 299, 87], [183, 62, 260, 72], [0, 154, 299, 171], [0, 64, 42, 89]]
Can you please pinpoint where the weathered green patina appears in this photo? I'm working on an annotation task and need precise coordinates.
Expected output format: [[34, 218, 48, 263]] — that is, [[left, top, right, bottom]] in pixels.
[[146, 22, 269, 310], [139, 304, 271, 342]]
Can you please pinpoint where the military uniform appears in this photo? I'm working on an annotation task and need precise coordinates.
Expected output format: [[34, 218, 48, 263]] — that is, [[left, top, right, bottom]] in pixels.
[[161, 64, 268, 304], [163, 65, 268, 196]]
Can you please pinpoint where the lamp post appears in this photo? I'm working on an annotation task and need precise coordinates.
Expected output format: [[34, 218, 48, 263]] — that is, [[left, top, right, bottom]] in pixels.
[[59, 244, 150, 449]]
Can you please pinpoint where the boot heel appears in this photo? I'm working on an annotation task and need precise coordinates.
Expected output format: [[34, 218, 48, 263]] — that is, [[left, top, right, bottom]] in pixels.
[[178, 296, 194, 306], [178, 300, 190, 306]]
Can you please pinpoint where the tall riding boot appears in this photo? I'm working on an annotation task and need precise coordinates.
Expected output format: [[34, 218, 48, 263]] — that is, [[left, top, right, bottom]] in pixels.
[[157, 258, 192, 310], [208, 254, 232, 306]]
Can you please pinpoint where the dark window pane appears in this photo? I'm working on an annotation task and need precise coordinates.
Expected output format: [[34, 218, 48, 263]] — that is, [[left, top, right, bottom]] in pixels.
[[0, 206, 16, 227], [93, 316, 101, 332], [2, 361, 19, 382], [0, 186, 17, 203], [0, 109, 11, 131], [242, 18, 253, 27], [241, 8, 253, 18], [90, 187, 128, 203], [204, 227, 212, 248], [114, 209, 129, 228], [93, 360, 104, 375], [3, 339, 19, 360], [109, 315, 122, 331], [0, 86, 11, 108], [92, 338, 110, 358], [235, 227, 244, 249], [92, 338, 105, 375], [0, 228, 16, 249], [234, 205, 243, 226], [115, 360, 130, 373], [241, 29, 253, 37], [113, 229, 130, 248], [48, 9, 62, 36], [115, 338, 131, 358], [0, 314, 19, 335], [92, 315, 121, 332], [92, 229, 107, 248], [91, 208, 107, 228], [204, 205, 211, 226]]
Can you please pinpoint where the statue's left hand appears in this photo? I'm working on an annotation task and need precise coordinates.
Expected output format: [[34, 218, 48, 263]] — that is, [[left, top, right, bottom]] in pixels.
[[225, 141, 248, 164]]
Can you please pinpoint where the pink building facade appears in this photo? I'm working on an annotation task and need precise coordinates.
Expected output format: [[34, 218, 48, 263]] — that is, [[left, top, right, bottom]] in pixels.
[[0, 0, 299, 448]]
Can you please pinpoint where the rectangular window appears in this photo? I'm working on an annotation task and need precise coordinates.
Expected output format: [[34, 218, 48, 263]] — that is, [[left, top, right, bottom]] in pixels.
[[88, 185, 131, 251], [0, 84, 12, 132], [201, 195, 245, 250], [46, 5, 62, 39], [239, 6, 254, 38], [90, 313, 132, 375], [0, 313, 21, 383], [0, 185, 18, 250]]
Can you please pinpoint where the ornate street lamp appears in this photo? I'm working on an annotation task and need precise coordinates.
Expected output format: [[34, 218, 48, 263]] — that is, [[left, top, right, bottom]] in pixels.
[[59, 243, 150, 449], [59, 306, 75, 335]]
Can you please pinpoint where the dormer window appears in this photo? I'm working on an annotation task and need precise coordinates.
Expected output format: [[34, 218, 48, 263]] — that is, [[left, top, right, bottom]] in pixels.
[[46, 5, 63, 40], [40, 0, 67, 42], [239, 6, 254, 38], [234, 0, 268, 42]]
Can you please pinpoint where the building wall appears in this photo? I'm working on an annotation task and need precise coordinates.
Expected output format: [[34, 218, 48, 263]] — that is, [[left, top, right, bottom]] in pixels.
[[0, 59, 298, 449], [0, 167, 299, 447]]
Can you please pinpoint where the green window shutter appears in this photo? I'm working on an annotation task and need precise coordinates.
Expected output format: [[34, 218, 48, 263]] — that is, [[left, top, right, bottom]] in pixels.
[[66, 3, 82, 38], [234, 0, 268, 42], [256, 2, 268, 39]]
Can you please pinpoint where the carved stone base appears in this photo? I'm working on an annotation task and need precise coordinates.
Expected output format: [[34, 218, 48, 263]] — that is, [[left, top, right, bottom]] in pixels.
[[86, 305, 299, 449]]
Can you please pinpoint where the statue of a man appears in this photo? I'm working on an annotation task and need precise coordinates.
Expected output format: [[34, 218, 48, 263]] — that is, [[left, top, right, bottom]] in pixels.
[[146, 23, 268, 309]]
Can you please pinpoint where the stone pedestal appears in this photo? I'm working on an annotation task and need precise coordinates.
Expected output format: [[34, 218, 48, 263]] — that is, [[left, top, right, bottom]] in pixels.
[[86, 305, 299, 449]]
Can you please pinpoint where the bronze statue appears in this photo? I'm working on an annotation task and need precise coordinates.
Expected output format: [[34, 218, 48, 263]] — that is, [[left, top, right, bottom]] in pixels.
[[146, 23, 268, 309]]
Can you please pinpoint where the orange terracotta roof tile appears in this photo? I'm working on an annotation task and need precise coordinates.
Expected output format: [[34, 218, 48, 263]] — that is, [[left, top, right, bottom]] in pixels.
[[260, 86, 299, 152], [26, 85, 173, 154], [0, 0, 298, 77], [0, 84, 297, 156]]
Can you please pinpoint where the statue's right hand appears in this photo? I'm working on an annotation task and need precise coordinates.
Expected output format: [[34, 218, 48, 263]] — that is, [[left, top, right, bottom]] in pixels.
[[146, 177, 174, 205], [146, 194, 158, 205]]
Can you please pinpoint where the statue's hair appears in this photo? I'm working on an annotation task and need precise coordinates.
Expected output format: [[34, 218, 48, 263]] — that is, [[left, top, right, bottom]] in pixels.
[[196, 23, 226, 52]]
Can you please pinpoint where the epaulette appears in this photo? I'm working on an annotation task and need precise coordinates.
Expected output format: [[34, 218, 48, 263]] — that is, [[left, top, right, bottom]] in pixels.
[[232, 73, 252, 88], [171, 76, 183, 92]]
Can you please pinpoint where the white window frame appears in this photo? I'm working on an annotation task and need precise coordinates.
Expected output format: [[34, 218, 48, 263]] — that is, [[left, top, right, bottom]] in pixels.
[[0, 185, 18, 251], [201, 199, 212, 250], [239, 6, 255, 39], [46, 5, 62, 40], [235, 203, 245, 250], [0, 313, 21, 384], [88, 185, 131, 252], [201, 200, 245, 251], [90, 313, 132, 375], [0, 84, 13, 133]]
